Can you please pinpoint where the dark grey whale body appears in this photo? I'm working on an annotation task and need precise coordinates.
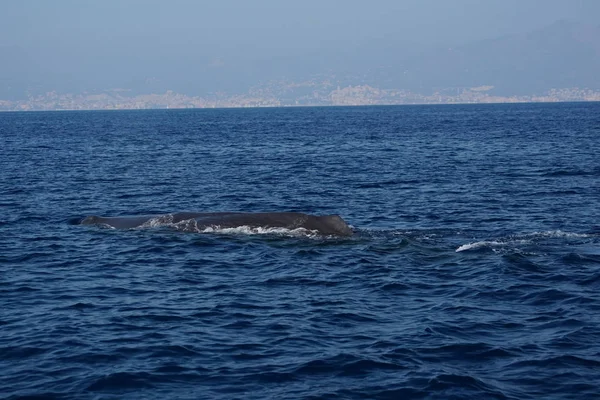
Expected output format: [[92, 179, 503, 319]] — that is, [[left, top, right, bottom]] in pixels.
[[80, 212, 353, 237]]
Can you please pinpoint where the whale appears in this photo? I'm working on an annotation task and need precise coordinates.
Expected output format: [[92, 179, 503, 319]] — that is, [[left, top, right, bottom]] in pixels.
[[79, 212, 353, 237]]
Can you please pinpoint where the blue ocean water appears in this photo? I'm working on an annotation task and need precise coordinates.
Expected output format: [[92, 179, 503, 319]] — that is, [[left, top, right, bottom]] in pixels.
[[1, 103, 600, 399]]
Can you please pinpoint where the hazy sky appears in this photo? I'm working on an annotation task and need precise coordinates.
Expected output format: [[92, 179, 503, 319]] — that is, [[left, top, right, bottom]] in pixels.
[[3, 0, 598, 47], [1, 0, 599, 96]]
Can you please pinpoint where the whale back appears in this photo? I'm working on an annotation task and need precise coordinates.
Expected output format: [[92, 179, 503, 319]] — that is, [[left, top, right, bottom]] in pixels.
[[80, 212, 353, 236], [80, 215, 155, 229], [306, 214, 353, 236]]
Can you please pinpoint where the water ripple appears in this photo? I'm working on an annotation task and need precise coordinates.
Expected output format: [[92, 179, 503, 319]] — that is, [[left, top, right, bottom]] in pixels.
[[1, 104, 600, 399]]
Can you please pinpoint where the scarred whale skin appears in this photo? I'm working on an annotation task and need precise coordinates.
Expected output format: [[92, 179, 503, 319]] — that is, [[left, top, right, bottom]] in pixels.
[[80, 212, 353, 237]]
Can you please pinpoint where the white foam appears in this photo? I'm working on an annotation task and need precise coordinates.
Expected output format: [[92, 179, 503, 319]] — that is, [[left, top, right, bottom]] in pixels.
[[455, 230, 594, 252], [456, 241, 504, 252], [199, 225, 320, 238], [139, 214, 174, 228], [137, 216, 322, 238], [98, 223, 116, 229], [524, 230, 592, 239]]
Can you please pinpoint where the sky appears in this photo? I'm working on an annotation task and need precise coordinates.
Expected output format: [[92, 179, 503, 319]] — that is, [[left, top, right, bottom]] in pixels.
[[1, 0, 599, 97]]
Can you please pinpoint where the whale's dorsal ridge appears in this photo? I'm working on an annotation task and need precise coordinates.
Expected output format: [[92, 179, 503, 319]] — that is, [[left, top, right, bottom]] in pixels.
[[79, 211, 353, 237]]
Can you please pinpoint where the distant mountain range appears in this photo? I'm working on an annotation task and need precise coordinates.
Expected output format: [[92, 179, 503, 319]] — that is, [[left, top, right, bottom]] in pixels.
[[1, 20, 599, 101], [394, 20, 600, 96]]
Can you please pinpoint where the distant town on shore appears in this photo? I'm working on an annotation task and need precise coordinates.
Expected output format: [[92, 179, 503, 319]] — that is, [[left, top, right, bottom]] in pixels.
[[1, 81, 599, 111]]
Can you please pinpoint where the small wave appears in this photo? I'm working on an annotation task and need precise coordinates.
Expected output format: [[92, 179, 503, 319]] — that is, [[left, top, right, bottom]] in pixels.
[[86, 371, 155, 391], [425, 373, 508, 398], [508, 354, 600, 369], [293, 353, 405, 376], [541, 169, 593, 177], [0, 346, 49, 360]]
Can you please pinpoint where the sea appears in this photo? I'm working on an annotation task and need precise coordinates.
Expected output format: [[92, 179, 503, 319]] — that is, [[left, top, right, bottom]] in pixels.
[[1, 103, 599, 399]]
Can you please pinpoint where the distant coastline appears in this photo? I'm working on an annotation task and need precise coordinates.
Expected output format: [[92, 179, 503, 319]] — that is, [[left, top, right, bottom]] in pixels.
[[1, 84, 599, 112]]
